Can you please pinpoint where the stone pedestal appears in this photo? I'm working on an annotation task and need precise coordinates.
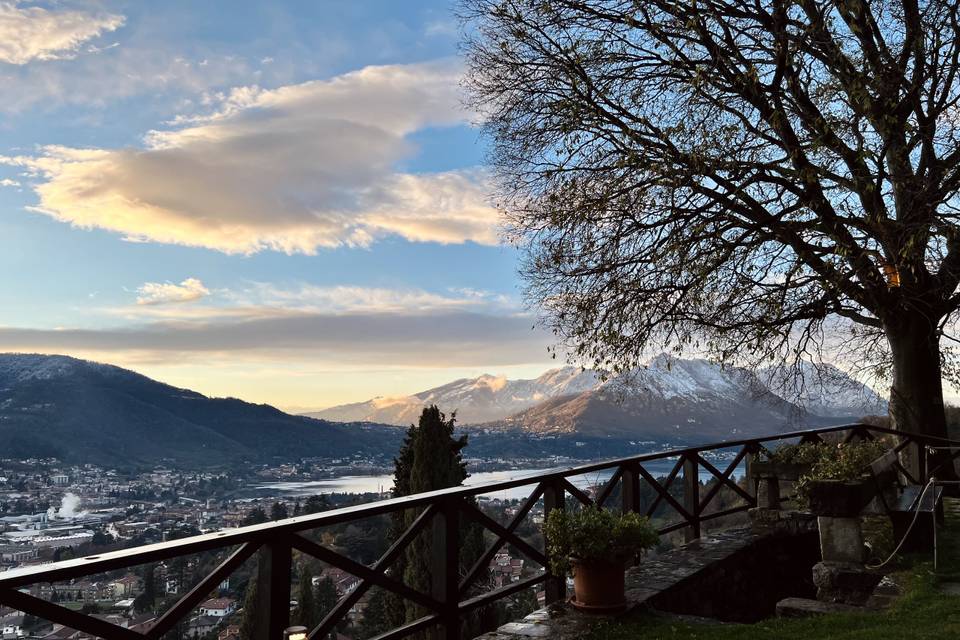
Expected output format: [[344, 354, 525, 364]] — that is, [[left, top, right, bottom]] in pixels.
[[817, 516, 865, 563], [756, 477, 781, 509], [813, 516, 877, 605], [812, 561, 882, 605]]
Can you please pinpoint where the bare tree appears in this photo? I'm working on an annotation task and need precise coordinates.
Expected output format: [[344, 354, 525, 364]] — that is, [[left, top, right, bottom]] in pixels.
[[462, 0, 960, 457]]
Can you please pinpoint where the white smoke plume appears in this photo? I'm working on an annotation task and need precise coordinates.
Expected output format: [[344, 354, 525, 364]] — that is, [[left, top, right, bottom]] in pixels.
[[48, 492, 86, 519]]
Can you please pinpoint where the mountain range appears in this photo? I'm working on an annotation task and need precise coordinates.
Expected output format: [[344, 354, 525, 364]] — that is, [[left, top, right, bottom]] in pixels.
[[306, 366, 600, 426], [0, 354, 402, 468], [310, 355, 887, 441], [0, 353, 887, 468]]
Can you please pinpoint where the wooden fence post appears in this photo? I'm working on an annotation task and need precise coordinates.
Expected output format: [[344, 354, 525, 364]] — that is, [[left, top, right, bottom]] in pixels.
[[622, 463, 641, 515], [683, 455, 701, 542], [254, 538, 291, 640], [432, 499, 460, 640], [543, 479, 566, 604]]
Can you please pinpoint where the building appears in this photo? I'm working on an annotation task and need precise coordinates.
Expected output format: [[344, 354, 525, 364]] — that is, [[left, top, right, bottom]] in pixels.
[[186, 616, 219, 638], [218, 625, 240, 640], [109, 575, 141, 598], [32, 532, 94, 549], [1, 622, 22, 640], [198, 598, 237, 618], [0, 545, 37, 563], [315, 567, 360, 596]]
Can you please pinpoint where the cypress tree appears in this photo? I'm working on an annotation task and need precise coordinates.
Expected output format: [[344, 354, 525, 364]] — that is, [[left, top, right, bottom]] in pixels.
[[392, 407, 488, 639], [239, 577, 258, 640], [359, 587, 390, 637], [294, 566, 318, 630], [314, 575, 339, 636]]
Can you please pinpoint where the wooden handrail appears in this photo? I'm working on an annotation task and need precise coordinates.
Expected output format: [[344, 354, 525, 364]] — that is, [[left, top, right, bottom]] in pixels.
[[1, 422, 957, 640]]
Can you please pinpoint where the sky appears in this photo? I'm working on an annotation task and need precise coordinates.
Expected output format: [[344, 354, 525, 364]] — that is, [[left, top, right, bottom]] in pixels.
[[0, 0, 559, 412]]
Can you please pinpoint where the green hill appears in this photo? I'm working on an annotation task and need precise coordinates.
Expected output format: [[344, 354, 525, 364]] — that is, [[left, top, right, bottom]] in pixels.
[[0, 354, 402, 469]]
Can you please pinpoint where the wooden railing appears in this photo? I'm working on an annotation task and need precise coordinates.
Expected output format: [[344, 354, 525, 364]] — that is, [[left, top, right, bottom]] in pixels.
[[1, 423, 957, 640]]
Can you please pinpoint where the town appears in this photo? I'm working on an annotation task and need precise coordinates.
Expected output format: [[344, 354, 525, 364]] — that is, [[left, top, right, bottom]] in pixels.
[[0, 455, 554, 639]]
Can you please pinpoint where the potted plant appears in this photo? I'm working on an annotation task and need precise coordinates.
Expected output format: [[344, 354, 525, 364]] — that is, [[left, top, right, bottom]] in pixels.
[[752, 442, 822, 481], [544, 507, 658, 612], [795, 440, 888, 517]]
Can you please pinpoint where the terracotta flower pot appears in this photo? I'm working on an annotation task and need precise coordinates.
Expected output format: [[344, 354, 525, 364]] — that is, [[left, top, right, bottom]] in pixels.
[[807, 478, 877, 517], [570, 557, 627, 612]]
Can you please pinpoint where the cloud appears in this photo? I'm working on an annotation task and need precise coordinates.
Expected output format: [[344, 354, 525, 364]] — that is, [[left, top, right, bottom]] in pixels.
[[1, 283, 538, 368], [136, 278, 210, 305], [3, 60, 499, 253], [221, 283, 516, 314], [0, 2, 124, 65], [0, 311, 551, 368], [107, 283, 517, 322], [0, 178, 18, 187], [0, 48, 254, 112]]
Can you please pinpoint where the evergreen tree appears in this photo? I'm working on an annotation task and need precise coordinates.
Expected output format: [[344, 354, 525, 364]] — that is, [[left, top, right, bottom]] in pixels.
[[133, 564, 156, 613], [314, 575, 339, 636], [294, 566, 318, 630], [302, 494, 330, 515], [270, 502, 289, 521], [359, 587, 390, 638], [392, 407, 488, 639], [241, 506, 268, 526], [239, 576, 258, 640]]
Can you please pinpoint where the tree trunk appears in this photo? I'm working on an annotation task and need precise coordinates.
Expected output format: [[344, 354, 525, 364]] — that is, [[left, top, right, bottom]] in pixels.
[[886, 311, 956, 482]]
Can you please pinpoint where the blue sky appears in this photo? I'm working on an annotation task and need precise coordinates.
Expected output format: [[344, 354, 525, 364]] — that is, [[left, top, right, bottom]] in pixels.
[[0, 0, 556, 410]]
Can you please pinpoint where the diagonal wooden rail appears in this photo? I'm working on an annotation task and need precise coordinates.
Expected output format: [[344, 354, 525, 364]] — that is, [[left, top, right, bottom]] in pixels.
[[1, 423, 956, 640]]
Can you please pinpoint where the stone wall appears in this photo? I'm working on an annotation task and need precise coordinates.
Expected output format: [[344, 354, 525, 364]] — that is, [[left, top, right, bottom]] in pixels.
[[645, 528, 820, 622]]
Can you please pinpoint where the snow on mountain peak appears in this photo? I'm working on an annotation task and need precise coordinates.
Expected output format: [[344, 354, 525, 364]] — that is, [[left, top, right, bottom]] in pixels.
[[474, 374, 508, 393], [311, 366, 603, 426], [618, 355, 750, 401], [309, 356, 887, 427], [760, 360, 886, 417]]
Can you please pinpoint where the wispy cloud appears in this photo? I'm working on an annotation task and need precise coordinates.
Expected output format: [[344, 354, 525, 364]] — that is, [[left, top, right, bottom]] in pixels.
[[105, 283, 517, 322], [0, 2, 124, 65], [0, 281, 537, 368], [0, 47, 256, 113], [2, 59, 499, 253], [0, 311, 550, 368], [221, 283, 516, 314], [136, 278, 210, 305]]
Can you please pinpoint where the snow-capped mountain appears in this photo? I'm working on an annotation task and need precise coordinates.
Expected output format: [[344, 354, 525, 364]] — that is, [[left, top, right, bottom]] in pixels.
[[310, 355, 886, 440], [760, 360, 887, 418], [492, 356, 814, 440], [305, 366, 601, 426]]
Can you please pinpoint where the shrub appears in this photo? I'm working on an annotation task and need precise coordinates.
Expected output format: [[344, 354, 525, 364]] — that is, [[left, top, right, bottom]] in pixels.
[[794, 440, 888, 507], [764, 442, 826, 465], [544, 507, 658, 575]]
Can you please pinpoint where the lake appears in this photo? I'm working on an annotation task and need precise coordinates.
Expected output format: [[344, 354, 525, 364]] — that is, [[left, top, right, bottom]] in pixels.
[[252, 458, 746, 501]]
